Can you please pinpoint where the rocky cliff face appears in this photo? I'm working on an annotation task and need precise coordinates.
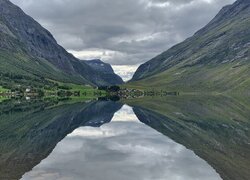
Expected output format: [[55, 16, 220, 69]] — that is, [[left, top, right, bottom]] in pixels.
[[84, 59, 124, 85], [130, 0, 250, 92], [0, 0, 123, 86]]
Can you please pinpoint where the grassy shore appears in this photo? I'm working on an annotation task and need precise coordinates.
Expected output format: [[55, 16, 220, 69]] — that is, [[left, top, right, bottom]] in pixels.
[[0, 80, 106, 103], [44, 81, 106, 99]]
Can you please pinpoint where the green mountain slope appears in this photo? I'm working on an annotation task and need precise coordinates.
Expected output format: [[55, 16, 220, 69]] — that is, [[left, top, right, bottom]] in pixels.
[[0, 0, 122, 87], [129, 0, 250, 93]]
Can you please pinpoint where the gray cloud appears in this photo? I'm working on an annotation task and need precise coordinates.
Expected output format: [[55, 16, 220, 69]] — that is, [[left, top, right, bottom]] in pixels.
[[10, 0, 235, 80]]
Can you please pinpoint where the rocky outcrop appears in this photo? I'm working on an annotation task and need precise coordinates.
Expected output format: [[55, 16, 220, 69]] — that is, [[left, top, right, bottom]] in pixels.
[[84, 59, 124, 85]]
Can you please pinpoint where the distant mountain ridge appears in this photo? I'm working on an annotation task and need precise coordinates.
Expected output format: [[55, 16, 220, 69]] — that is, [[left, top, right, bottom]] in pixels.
[[0, 0, 123, 87], [130, 0, 250, 92], [85, 59, 114, 74], [84, 59, 124, 85]]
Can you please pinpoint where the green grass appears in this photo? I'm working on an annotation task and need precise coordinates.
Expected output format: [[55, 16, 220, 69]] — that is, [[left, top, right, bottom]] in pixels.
[[126, 61, 250, 94], [0, 50, 92, 90], [128, 8, 250, 94], [44, 80, 106, 100]]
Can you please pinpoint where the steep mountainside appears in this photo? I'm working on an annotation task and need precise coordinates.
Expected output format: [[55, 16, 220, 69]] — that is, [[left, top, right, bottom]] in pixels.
[[0, 0, 121, 87], [84, 59, 124, 85], [130, 0, 250, 92]]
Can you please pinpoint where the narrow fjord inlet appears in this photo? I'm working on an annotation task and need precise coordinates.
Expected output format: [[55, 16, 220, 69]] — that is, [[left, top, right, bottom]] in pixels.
[[0, 0, 249, 180]]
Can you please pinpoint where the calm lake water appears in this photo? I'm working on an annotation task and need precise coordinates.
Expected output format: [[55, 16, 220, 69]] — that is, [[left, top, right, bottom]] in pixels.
[[0, 96, 249, 180]]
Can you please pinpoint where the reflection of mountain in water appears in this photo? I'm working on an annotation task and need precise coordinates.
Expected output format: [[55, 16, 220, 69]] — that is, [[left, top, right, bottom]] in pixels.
[[1, 96, 249, 180], [0, 100, 122, 180], [127, 96, 250, 180]]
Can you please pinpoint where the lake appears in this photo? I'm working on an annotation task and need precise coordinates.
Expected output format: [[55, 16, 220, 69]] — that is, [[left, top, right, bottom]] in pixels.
[[0, 95, 249, 180]]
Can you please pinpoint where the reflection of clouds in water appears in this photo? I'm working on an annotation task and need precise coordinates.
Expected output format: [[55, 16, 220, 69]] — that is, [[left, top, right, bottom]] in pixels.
[[68, 127, 121, 138], [111, 105, 140, 122], [22, 108, 221, 180]]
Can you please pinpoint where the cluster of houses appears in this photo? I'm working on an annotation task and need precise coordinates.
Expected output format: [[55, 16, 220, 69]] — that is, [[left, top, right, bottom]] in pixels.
[[0, 85, 38, 98], [116, 88, 179, 99]]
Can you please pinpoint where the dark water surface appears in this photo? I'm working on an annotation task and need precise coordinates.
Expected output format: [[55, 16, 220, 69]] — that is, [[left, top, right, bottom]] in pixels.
[[0, 96, 249, 180]]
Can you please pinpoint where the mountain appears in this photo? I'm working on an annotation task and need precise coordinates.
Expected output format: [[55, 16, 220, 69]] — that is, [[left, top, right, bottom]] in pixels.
[[0, 0, 122, 87], [129, 0, 250, 93], [84, 59, 124, 85]]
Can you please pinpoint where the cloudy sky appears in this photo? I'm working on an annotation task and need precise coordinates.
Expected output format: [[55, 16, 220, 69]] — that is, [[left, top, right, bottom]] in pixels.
[[10, 0, 235, 81]]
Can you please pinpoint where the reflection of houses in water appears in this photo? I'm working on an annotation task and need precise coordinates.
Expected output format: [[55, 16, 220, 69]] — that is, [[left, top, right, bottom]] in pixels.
[[25, 87, 31, 93], [118, 88, 144, 99]]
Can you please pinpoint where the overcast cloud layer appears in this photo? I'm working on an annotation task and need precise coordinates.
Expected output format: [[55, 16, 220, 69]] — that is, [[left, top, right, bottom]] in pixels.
[[10, 0, 235, 80]]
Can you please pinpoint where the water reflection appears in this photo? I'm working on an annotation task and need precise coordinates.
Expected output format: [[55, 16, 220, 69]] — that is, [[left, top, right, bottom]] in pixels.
[[0, 100, 122, 180], [22, 105, 221, 180], [0, 95, 249, 180], [127, 95, 250, 180]]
